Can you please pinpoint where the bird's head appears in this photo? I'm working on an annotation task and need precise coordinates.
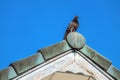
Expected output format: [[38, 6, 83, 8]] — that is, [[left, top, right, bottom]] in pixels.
[[72, 16, 79, 24], [74, 16, 79, 20]]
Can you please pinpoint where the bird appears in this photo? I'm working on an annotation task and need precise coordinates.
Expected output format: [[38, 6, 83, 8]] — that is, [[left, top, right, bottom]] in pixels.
[[63, 16, 79, 40]]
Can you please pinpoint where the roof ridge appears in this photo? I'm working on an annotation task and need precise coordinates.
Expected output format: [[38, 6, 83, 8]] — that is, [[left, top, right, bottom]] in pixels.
[[0, 32, 120, 80]]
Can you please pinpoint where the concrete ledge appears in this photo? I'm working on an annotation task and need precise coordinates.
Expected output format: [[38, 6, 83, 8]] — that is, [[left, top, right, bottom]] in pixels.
[[0, 66, 17, 80], [107, 65, 120, 80], [11, 53, 44, 74], [38, 40, 71, 60], [80, 45, 112, 71]]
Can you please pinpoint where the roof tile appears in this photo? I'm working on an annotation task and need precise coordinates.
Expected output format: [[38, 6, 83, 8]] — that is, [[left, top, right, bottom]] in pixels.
[[107, 65, 120, 80], [80, 45, 112, 71], [11, 53, 44, 74], [0, 66, 17, 80], [38, 40, 71, 60]]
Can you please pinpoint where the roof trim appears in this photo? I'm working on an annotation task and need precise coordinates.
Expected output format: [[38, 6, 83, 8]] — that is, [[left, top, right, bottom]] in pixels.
[[38, 40, 71, 60], [80, 45, 112, 71], [0, 32, 119, 80], [13, 50, 114, 80]]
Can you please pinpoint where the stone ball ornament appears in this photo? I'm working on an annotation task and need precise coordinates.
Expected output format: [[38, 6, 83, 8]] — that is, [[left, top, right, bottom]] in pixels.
[[66, 32, 85, 49]]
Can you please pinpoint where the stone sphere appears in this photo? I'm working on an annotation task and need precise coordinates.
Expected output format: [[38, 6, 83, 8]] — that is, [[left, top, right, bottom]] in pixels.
[[67, 32, 85, 49]]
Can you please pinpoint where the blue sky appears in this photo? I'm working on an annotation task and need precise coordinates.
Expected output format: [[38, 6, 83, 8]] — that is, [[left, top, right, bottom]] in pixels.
[[0, 0, 120, 70]]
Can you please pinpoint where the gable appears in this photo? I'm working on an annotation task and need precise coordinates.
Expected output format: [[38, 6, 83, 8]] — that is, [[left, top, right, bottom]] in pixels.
[[13, 50, 114, 80], [0, 32, 120, 80]]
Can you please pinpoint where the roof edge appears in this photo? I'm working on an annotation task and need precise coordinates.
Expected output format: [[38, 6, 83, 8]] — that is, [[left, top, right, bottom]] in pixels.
[[80, 45, 112, 71]]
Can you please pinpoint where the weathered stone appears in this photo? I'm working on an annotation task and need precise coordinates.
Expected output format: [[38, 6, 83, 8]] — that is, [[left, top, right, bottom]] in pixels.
[[42, 72, 92, 80], [41, 74, 53, 80], [11, 53, 44, 74], [80, 45, 111, 71], [51, 72, 89, 80], [67, 32, 85, 49], [0, 66, 17, 80], [89, 77, 96, 80], [38, 40, 71, 60], [107, 65, 120, 80]]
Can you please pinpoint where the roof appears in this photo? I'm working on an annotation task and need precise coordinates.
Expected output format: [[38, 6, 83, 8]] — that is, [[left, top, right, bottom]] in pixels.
[[0, 32, 120, 80]]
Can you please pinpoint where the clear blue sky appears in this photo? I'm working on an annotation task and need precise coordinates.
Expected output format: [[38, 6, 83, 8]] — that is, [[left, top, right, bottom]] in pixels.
[[0, 0, 120, 70]]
